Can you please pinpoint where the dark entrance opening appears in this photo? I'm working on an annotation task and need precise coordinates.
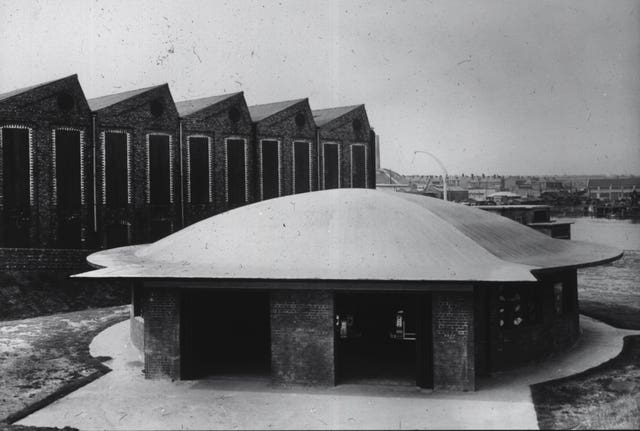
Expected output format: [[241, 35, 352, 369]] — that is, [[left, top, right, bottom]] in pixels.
[[335, 292, 432, 388], [351, 145, 366, 188], [55, 129, 82, 248], [188, 137, 210, 204], [294, 141, 310, 194], [323, 143, 339, 189], [181, 289, 271, 379], [148, 134, 171, 205], [226, 139, 246, 206], [105, 132, 128, 208], [2, 127, 31, 247], [260, 140, 279, 200]]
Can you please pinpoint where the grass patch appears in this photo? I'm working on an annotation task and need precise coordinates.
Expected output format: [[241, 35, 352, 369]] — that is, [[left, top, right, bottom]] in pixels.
[[531, 335, 640, 429], [0, 305, 129, 426], [532, 250, 640, 429]]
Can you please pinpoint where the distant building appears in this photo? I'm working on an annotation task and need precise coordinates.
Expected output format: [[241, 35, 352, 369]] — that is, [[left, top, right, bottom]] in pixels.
[[375, 168, 409, 192], [587, 177, 640, 201], [476, 205, 572, 239]]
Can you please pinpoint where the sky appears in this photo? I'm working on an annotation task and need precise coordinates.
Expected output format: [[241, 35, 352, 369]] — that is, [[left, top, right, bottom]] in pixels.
[[1, 0, 638, 176]]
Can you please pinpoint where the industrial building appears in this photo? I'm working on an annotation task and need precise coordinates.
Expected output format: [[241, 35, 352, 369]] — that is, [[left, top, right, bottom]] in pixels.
[[0, 75, 376, 254]]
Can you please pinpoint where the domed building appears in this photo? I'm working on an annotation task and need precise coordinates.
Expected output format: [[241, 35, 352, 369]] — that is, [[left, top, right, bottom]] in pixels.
[[76, 189, 622, 391]]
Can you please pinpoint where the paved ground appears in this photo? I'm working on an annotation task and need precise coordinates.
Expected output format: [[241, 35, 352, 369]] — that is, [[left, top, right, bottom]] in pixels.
[[17, 315, 638, 430]]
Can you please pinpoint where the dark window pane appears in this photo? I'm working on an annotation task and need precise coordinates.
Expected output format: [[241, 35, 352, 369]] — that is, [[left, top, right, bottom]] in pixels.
[[105, 132, 128, 207], [351, 145, 366, 188], [189, 137, 209, 204], [324, 143, 339, 190], [149, 135, 170, 205], [2, 128, 30, 208], [294, 141, 310, 194], [261, 140, 279, 200], [227, 139, 246, 205], [55, 129, 81, 209]]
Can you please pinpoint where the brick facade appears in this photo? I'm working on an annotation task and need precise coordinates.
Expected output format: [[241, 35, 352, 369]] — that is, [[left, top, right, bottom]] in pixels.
[[179, 92, 254, 220], [143, 286, 181, 380], [92, 84, 181, 247], [1, 77, 375, 252], [0, 75, 93, 248], [316, 105, 374, 189], [432, 291, 475, 391], [270, 290, 336, 385], [253, 100, 319, 198], [477, 270, 580, 373]]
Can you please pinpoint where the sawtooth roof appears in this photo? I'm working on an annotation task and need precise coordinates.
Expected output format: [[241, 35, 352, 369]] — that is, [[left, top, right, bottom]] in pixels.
[[312, 105, 362, 127], [75, 189, 622, 283], [248, 99, 306, 122], [175, 92, 240, 117], [87, 85, 164, 111], [0, 75, 76, 104]]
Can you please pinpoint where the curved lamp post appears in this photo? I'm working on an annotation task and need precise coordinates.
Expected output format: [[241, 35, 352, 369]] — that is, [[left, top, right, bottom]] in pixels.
[[414, 150, 448, 201]]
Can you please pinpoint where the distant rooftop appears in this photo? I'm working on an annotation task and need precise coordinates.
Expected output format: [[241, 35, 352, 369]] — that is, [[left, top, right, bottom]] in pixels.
[[175, 93, 240, 117], [588, 177, 640, 189], [248, 99, 305, 122], [312, 105, 362, 127], [87, 85, 164, 111]]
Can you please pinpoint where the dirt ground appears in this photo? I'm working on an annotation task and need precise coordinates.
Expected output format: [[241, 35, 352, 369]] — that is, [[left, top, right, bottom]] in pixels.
[[0, 305, 130, 425]]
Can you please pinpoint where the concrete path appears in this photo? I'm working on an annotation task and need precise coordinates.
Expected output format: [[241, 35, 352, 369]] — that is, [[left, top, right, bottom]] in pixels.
[[17, 315, 638, 430]]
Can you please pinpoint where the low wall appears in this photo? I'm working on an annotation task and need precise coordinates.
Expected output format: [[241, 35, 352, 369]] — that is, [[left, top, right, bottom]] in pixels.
[[0, 247, 94, 271], [130, 315, 145, 351]]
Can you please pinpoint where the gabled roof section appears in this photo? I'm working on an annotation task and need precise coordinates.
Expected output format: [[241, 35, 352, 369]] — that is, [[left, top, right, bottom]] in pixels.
[[0, 75, 78, 104], [87, 84, 164, 111], [312, 105, 362, 127], [175, 92, 241, 117], [248, 98, 306, 123]]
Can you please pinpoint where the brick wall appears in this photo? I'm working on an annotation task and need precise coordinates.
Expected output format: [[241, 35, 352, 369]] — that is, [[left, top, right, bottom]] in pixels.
[[143, 286, 181, 380], [0, 247, 93, 271], [94, 84, 181, 246], [270, 290, 335, 385], [180, 93, 254, 217], [317, 105, 373, 189], [432, 291, 475, 391], [0, 75, 93, 249], [254, 100, 318, 198], [485, 271, 580, 372]]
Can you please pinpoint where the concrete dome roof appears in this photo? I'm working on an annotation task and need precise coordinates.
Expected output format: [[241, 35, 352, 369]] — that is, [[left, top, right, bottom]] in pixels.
[[76, 189, 622, 283]]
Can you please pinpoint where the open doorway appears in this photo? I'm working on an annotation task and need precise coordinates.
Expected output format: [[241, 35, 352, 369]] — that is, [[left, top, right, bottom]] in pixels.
[[181, 289, 271, 380], [335, 292, 432, 387]]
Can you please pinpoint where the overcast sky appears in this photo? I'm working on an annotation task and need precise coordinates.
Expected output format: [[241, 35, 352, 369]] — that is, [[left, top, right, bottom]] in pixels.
[[1, 0, 638, 175]]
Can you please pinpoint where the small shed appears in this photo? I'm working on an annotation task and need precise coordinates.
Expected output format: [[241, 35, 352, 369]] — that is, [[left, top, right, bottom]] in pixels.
[[76, 189, 621, 391]]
